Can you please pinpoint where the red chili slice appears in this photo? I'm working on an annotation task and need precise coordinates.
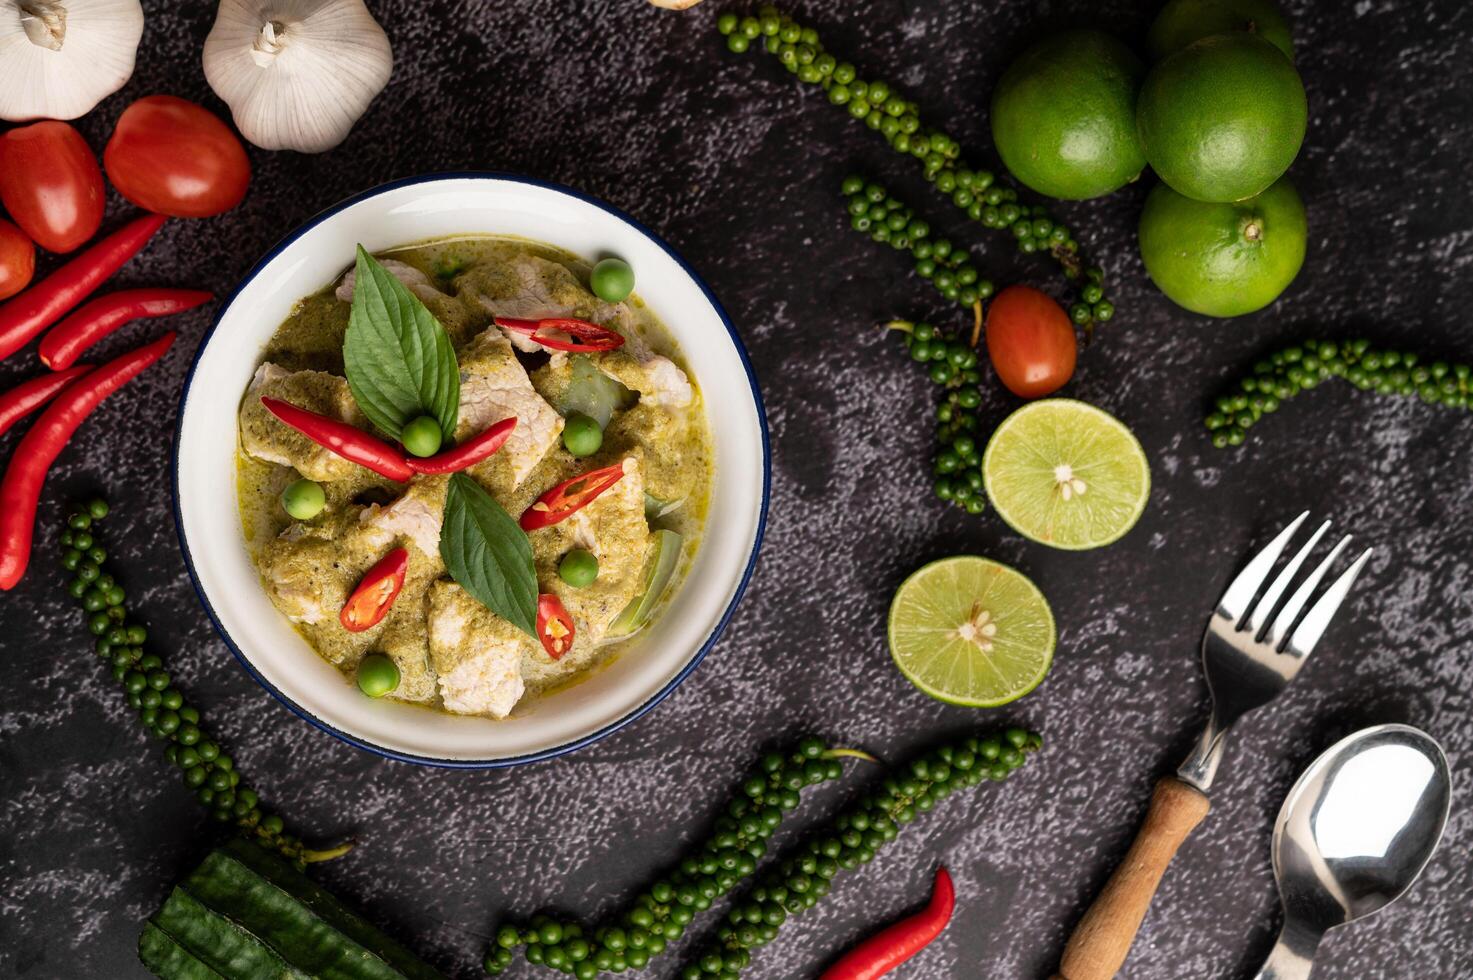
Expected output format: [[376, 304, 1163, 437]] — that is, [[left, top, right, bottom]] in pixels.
[[406, 417, 517, 475], [340, 548, 409, 633], [537, 594, 576, 659], [519, 461, 626, 531], [260, 396, 413, 482], [494, 316, 626, 353]]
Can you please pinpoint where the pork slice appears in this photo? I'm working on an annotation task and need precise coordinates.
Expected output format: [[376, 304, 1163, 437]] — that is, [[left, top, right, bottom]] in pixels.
[[258, 532, 343, 627], [541, 456, 652, 648], [371, 612, 439, 705], [240, 364, 366, 481], [594, 351, 693, 409], [335, 258, 446, 304], [459, 255, 628, 353], [428, 581, 530, 718], [358, 478, 446, 558], [457, 330, 563, 488], [258, 510, 410, 634]]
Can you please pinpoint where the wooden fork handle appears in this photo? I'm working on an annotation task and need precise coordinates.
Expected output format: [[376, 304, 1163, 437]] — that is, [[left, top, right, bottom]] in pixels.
[[1050, 776, 1211, 980]]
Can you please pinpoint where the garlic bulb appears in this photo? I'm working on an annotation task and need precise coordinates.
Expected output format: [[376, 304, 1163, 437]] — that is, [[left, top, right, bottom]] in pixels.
[[203, 0, 392, 154], [648, 0, 705, 7], [0, 0, 144, 122]]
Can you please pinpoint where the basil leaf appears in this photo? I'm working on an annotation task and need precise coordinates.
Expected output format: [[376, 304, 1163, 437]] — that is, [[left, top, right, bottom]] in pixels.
[[343, 245, 460, 441], [440, 473, 537, 636]]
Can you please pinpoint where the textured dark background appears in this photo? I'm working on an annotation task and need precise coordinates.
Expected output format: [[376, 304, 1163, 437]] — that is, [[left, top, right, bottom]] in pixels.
[[3, 1, 1471, 977]]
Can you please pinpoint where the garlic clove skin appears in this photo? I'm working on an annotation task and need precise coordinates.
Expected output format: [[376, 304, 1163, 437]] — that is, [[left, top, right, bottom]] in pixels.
[[203, 0, 393, 154], [0, 0, 145, 122]]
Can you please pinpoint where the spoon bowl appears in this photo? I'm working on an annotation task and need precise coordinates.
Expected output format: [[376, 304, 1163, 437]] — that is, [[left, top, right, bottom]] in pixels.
[[1254, 723, 1451, 980]]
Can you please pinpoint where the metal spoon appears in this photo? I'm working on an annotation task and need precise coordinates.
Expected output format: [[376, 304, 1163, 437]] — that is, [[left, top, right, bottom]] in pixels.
[[1253, 723, 1452, 980]]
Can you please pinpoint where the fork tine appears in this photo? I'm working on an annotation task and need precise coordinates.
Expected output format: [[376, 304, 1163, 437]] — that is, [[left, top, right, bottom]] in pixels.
[[1269, 534, 1351, 649], [1247, 519, 1330, 636], [1217, 511, 1309, 624], [1283, 547, 1373, 655]]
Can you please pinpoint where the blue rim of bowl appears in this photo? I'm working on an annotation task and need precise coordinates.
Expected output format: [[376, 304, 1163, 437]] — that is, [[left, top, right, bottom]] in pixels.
[[171, 171, 771, 769]]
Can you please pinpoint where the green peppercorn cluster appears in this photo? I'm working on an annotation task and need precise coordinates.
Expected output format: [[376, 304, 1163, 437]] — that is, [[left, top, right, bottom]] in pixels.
[[484, 737, 855, 977], [1206, 340, 1473, 448], [842, 177, 993, 310], [681, 728, 1042, 978], [57, 501, 324, 866], [888, 320, 987, 514], [718, 6, 1116, 331]]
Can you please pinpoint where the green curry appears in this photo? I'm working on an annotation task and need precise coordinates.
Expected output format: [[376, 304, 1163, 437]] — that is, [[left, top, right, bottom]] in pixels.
[[235, 237, 711, 718]]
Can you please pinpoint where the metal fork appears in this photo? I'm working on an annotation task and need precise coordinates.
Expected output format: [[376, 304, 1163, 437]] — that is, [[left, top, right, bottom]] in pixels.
[[1051, 512, 1374, 980]]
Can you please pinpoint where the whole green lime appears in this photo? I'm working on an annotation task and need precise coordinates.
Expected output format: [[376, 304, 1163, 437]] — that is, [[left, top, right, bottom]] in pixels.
[[1138, 176, 1306, 317], [990, 30, 1147, 201], [1136, 32, 1306, 202], [1147, 0, 1294, 62]]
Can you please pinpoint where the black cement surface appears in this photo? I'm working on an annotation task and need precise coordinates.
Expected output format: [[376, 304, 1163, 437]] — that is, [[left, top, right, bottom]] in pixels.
[[3, 1, 1472, 977]]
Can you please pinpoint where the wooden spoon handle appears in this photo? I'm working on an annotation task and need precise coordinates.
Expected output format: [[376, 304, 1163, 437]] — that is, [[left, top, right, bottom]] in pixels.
[[1052, 776, 1211, 980]]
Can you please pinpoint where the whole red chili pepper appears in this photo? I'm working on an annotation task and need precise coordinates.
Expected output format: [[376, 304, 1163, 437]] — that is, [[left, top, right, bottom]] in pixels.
[[519, 460, 627, 531], [259, 396, 413, 482], [820, 866, 955, 980], [0, 213, 167, 363], [340, 548, 409, 632], [494, 316, 626, 353], [536, 594, 576, 659], [39, 288, 213, 370], [0, 365, 94, 438], [0, 332, 175, 590], [406, 417, 517, 475]]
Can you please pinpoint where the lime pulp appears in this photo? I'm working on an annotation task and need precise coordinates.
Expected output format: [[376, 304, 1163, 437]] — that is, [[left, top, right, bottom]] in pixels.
[[983, 399, 1150, 550], [887, 556, 1056, 707]]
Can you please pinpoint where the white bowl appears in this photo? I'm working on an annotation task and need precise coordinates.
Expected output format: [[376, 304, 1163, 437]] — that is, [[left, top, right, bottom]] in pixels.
[[173, 173, 769, 767]]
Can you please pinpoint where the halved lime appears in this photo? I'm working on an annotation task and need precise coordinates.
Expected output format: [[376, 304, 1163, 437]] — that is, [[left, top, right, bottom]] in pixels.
[[983, 399, 1150, 550], [888, 557, 1055, 707]]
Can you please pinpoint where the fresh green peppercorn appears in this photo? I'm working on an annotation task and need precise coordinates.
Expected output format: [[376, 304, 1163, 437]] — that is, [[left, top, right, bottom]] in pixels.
[[1207, 340, 1473, 447], [403, 415, 441, 456], [356, 654, 400, 698], [561, 412, 603, 458], [590, 257, 636, 303], [559, 549, 599, 588], [282, 479, 327, 520]]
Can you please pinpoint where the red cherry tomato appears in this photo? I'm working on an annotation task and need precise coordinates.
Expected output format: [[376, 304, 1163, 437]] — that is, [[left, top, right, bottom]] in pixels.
[[537, 594, 576, 659], [103, 96, 251, 218], [984, 285, 1077, 398], [0, 122, 105, 253], [0, 219, 35, 302]]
